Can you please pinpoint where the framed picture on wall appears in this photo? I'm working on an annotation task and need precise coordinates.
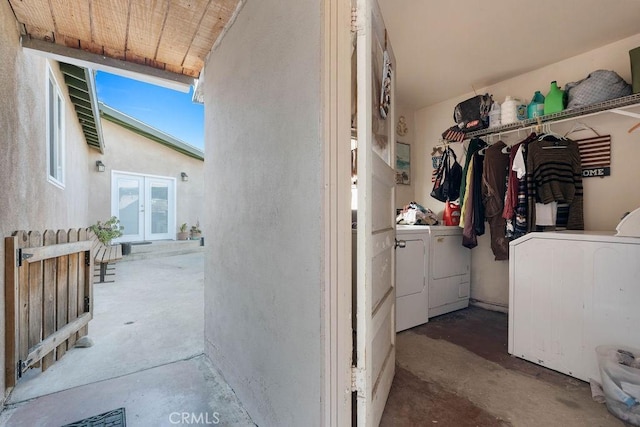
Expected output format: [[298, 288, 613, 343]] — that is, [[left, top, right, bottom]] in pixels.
[[395, 142, 410, 185]]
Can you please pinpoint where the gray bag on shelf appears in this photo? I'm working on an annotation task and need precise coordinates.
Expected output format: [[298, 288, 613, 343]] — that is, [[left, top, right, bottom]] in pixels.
[[565, 70, 632, 109]]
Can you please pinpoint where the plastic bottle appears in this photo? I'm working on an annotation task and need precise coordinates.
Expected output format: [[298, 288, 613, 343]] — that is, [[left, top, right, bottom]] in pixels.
[[488, 101, 501, 128], [527, 91, 545, 118], [544, 81, 565, 115], [501, 96, 524, 125]]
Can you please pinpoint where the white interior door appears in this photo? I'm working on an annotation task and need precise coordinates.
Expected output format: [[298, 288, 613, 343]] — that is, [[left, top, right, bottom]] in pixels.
[[112, 172, 176, 242], [354, 0, 396, 425]]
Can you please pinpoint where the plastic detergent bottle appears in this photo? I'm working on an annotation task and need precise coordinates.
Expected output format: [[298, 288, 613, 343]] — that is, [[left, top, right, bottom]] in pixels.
[[527, 91, 545, 118], [488, 101, 501, 127], [501, 96, 523, 125], [544, 81, 565, 115]]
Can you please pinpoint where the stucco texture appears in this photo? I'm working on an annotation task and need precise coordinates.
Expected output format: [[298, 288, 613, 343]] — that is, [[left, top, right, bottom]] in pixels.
[[0, 2, 91, 404], [88, 120, 204, 235], [202, 0, 324, 425], [412, 33, 640, 310]]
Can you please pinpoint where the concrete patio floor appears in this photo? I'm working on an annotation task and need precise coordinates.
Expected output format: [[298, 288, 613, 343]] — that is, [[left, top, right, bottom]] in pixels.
[[0, 252, 254, 426]]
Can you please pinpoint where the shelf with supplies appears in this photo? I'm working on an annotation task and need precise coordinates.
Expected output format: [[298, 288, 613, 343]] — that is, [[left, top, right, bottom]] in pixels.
[[464, 92, 640, 140]]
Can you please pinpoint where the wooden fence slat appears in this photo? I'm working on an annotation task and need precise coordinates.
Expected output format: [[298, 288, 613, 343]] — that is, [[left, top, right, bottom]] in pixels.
[[16, 231, 30, 368], [5, 235, 19, 388], [20, 240, 92, 263], [77, 228, 88, 338], [42, 230, 57, 371], [55, 230, 69, 360], [27, 232, 43, 369], [67, 229, 79, 348]]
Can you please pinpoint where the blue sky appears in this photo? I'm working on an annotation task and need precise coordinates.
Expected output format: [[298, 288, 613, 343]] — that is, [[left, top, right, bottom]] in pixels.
[[95, 71, 204, 150]]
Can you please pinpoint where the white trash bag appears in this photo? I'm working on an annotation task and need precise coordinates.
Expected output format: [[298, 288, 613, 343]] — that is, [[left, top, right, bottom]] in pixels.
[[596, 345, 640, 426]]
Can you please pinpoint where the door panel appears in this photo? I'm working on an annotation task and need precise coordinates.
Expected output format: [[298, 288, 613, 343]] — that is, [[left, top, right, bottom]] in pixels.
[[355, 0, 396, 424], [113, 174, 144, 242], [146, 178, 175, 240]]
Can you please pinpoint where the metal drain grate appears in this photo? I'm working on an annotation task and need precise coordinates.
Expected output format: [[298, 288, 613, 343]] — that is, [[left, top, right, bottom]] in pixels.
[[62, 408, 126, 427]]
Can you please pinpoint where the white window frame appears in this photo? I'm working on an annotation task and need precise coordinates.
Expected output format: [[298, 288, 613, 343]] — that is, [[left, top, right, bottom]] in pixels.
[[46, 64, 65, 188]]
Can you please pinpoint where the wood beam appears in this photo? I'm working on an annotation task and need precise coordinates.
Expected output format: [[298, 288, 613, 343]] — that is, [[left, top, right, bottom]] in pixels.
[[22, 37, 193, 92]]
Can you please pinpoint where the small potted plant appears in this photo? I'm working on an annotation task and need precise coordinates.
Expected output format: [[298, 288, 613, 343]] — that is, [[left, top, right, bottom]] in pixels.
[[90, 216, 124, 246], [190, 221, 202, 240], [177, 223, 189, 240]]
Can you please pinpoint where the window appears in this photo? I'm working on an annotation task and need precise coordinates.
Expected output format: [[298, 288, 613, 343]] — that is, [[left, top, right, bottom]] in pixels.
[[47, 66, 65, 187]]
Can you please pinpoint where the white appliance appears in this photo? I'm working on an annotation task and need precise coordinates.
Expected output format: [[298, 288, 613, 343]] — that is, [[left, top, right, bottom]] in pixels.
[[616, 206, 640, 237], [395, 225, 470, 332], [509, 231, 640, 382]]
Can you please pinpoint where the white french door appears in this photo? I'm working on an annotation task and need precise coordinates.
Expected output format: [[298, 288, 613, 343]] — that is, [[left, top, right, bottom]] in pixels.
[[111, 172, 176, 242]]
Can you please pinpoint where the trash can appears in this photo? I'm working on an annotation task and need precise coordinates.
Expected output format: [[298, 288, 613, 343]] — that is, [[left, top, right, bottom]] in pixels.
[[596, 345, 640, 426]]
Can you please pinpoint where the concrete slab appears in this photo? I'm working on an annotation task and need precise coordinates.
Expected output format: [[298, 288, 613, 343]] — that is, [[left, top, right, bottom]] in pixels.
[[0, 355, 255, 427], [1, 252, 254, 426], [6, 253, 205, 403]]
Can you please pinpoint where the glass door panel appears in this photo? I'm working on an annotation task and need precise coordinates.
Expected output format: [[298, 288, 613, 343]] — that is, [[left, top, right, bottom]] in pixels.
[[112, 174, 144, 242]]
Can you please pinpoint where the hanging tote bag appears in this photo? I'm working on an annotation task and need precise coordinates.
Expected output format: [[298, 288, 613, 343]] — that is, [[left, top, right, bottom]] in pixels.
[[431, 148, 463, 202], [430, 149, 449, 202], [445, 149, 463, 201]]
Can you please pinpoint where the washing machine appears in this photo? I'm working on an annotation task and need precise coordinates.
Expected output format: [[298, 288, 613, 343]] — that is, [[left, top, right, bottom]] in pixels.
[[396, 224, 470, 332]]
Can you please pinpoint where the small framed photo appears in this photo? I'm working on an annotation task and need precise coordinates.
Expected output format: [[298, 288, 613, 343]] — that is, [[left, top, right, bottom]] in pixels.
[[395, 142, 410, 185]]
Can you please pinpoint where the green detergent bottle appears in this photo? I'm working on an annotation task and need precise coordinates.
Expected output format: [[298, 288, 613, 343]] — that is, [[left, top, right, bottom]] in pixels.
[[544, 81, 565, 115]]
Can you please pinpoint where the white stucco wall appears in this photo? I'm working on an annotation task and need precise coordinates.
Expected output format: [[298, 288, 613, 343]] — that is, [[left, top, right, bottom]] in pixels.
[[88, 120, 205, 235], [202, 0, 324, 425], [0, 1, 91, 404], [413, 33, 640, 310]]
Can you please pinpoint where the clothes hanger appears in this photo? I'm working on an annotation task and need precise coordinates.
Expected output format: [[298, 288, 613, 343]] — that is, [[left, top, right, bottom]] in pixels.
[[540, 124, 568, 148], [564, 121, 600, 138], [539, 123, 566, 141]]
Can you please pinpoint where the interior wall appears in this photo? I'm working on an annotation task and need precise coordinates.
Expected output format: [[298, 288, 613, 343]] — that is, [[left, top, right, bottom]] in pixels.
[[88, 120, 205, 235], [395, 104, 416, 207], [414, 33, 640, 311], [202, 0, 324, 425], [0, 1, 91, 404]]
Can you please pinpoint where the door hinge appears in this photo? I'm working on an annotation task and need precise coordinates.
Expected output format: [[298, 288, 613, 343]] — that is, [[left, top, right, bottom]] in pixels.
[[16, 248, 33, 267], [85, 251, 91, 266], [351, 365, 364, 392], [84, 296, 90, 312], [350, 7, 358, 33]]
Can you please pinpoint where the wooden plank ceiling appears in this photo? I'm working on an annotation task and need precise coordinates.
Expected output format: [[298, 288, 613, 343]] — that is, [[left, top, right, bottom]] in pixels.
[[7, 0, 240, 78]]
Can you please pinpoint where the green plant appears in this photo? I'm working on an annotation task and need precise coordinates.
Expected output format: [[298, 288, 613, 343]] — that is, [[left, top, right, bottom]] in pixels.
[[90, 216, 124, 245], [179, 223, 188, 233], [190, 220, 201, 236]]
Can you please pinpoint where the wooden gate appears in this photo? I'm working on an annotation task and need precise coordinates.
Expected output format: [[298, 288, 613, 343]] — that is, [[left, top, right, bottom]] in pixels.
[[4, 228, 93, 388]]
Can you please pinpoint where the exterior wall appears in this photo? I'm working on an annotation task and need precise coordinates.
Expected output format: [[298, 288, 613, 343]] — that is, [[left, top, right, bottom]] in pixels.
[[88, 120, 204, 235], [0, 1, 91, 404], [395, 104, 416, 207], [413, 33, 640, 311], [202, 0, 324, 425]]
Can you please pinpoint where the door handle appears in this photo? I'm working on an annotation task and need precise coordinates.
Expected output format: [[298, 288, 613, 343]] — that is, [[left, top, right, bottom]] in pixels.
[[395, 239, 406, 249]]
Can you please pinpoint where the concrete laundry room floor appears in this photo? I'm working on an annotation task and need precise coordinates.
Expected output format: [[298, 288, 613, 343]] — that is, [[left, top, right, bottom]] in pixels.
[[381, 306, 630, 427]]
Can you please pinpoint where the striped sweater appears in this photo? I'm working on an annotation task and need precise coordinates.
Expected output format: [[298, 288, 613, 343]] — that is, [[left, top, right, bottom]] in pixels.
[[526, 137, 583, 231]]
